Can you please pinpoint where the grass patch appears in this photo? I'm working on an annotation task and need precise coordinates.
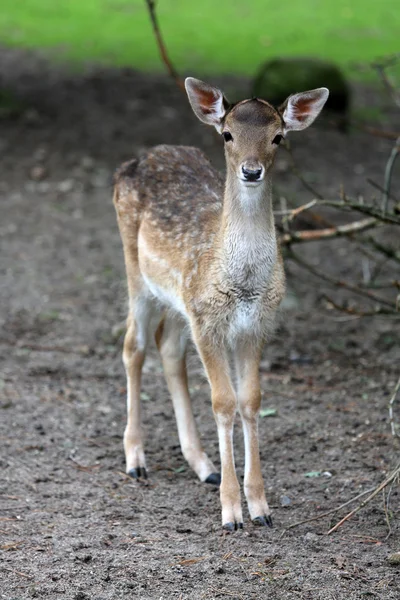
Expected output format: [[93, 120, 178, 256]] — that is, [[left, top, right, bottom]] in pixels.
[[0, 1, 398, 79]]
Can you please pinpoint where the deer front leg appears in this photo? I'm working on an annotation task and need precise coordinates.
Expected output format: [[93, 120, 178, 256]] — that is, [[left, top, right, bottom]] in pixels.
[[194, 334, 242, 530], [235, 341, 272, 527]]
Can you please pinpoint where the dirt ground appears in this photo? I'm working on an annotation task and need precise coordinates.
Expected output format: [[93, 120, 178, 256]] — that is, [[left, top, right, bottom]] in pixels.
[[0, 48, 399, 599]]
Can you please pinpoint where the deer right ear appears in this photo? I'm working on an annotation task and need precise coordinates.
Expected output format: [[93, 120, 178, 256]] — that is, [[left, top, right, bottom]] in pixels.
[[185, 77, 228, 133], [281, 88, 329, 132]]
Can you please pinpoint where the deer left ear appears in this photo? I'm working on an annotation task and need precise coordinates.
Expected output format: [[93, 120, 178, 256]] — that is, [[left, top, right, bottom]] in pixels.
[[185, 77, 229, 133], [281, 88, 329, 133]]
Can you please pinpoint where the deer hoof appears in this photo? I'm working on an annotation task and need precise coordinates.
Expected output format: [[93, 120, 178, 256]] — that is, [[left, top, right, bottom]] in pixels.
[[223, 521, 243, 532], [252, 515, 273, 528], [127, 467, 148, 481], [205, 472, 221, 486]]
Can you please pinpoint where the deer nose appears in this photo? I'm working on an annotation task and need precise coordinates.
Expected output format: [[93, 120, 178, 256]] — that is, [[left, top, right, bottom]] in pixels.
[[241, 165, 263, 182]]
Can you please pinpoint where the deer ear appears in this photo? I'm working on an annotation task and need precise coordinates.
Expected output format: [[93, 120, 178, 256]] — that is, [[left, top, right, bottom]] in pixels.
[[185, 77, 228, 132], [281, 88, 329, 132]]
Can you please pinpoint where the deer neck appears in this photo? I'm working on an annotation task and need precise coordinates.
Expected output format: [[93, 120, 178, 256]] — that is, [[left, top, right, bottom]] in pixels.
[[218, 166, 277, 286]]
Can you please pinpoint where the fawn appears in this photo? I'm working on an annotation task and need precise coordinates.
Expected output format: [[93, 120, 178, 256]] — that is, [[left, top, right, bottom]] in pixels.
[[113, 78, 329, 530]]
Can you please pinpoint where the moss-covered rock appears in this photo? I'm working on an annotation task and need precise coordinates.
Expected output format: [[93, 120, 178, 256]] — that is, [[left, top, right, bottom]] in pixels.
[[252, 57, 350, 129]]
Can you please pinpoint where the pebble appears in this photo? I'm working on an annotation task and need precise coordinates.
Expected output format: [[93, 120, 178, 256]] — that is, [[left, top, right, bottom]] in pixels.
[[30, 165, 47, 181], [304, 532, 319, 544], [387, 552, 400, 565], [280, 495, 292, 507], [58, 179, 75, 193]]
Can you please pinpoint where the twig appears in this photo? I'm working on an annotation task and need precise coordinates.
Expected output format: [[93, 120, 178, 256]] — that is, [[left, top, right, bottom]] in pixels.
[[367, 178, 399, 204], [327, 462, 400, 534], [382, 137, 400, 215], [363, 235, 400, 264], [280, 485, 376, 538], [286, 199, 318, 221], [280, 217, 377, 245], [388, 375, 400, 437], [0, 566, 33, 580], [279, 197, 290, 233], [314, 200, 400, 225], [352, 123, 400, 141], [373, 54, 400, 108], [322, 295, 398, 317], [382, 488, 392, 538], [288, 249, 397, 310], [144, 0, 185, 91]]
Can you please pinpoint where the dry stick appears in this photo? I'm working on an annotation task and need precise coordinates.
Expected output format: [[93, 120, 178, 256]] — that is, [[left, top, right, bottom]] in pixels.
[[280, 217, 378, 245], [327, 462, 400, 534], [287, 249, 397, 310], [382, 488, 392, 538], [0, 566, 33, 580], [314, 200, 400, 225], [144, 0, 185, 91], [389, 375, 400, 437], [275, 199, 318, 219], [367, 178, 399, 204], [373, 55, 400, 109], [382, 137, 400, 216], [321, 294, 397, 317], [279, 485, 376, 538], [352, 122, 400, 141], [363, 235, 400, 264]]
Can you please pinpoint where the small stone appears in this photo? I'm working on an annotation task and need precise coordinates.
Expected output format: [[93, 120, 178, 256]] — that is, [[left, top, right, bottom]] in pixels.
[[322, 471, 333, 478], [304, 532, 319, 544], [30, 165, 47, 181], [387, 551, 400, 565], [58, 179, 74, 193], [280, 495, 291, 507]]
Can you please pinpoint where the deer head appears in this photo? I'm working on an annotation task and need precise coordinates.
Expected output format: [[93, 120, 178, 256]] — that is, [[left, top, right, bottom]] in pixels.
[[185, 77, 329, 186]]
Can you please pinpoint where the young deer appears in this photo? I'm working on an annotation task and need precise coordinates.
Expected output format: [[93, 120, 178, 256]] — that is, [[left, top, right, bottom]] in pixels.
[[113, 78, 328, 530]]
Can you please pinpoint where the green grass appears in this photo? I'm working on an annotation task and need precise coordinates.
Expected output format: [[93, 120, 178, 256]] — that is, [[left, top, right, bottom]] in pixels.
[[0, 0, 398, 79]]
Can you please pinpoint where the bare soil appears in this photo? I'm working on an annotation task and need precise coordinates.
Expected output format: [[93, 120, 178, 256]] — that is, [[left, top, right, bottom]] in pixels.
[[0, 49, 399, 599]]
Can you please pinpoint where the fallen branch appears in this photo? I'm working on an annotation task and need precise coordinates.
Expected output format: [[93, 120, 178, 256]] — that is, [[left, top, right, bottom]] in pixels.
[[327, 462, 400, 534], [352, 123, 400, 141], [279, 485, 376, 538], [0, 566, 33, 580], [367, 178, 399, 204], [322, 295, 397, 317], [280, 217, 378, 245], [287, 249, 398, 310], [312, 199, 400, 225]]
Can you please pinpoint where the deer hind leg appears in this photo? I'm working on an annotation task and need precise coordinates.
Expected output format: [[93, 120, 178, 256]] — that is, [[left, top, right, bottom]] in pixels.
[[123, 294, 154, 481], [155, 315, 218, 484], [235, 340, 272, 527]]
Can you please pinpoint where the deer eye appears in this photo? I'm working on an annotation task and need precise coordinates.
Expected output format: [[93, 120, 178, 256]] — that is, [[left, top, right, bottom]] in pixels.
[[223, 131, 233, 142], [272, 134, 283, 146]]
